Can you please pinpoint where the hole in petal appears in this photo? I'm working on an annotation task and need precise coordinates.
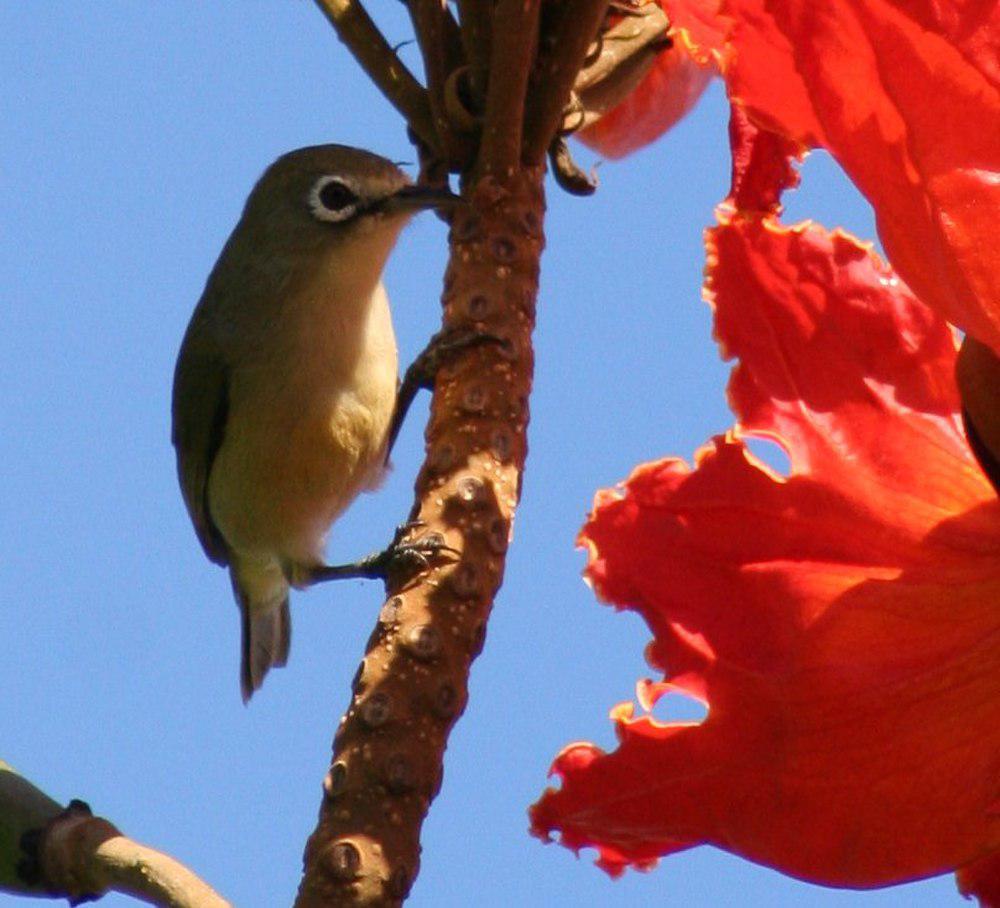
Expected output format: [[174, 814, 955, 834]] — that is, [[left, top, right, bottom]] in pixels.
[[781, 150, 880, 254], [743, 436, 791, 477], [647, 690, 708, 726]]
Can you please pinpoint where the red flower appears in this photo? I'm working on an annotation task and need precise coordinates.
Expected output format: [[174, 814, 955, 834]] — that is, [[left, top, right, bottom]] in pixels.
[[722, 0, 1000, 352], [587, 0, 1000, 351], [531, 118, 1000, 903]]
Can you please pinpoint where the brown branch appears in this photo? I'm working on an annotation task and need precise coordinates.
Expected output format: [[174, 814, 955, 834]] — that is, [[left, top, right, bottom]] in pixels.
[[295, 167, 546, 907], [1, 765, 228, 907], [522, 0, 611, 163], [407, 0, 470, 167], [455, 0, 492, 108], [477, 0, 541, 177], [312, 0, 438, 150]]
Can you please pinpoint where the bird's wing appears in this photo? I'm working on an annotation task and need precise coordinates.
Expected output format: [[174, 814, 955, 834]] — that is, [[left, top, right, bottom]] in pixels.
[[171, 308, 231, 566]]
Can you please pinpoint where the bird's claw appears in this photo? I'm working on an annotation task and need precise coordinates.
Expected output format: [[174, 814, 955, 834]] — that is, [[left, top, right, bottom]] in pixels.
[[307, 522, 457, 589], [385, 329, 509, 461], [403, 328, 509, 392], [362, 531, 459, 587]]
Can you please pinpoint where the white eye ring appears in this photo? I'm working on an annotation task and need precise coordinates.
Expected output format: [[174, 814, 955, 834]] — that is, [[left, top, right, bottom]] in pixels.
[[309, 175, 361, 223]]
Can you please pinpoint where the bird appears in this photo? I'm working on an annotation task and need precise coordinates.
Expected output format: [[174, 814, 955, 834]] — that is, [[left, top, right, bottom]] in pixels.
[[171, 144, 455, 701]]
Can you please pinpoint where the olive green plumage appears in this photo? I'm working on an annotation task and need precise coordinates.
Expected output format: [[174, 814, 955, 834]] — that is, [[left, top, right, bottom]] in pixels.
[[172, 145, 448, 700]]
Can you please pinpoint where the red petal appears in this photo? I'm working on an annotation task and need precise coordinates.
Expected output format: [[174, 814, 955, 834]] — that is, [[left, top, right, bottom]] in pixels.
[[727, 104, 803, 214], [531, 215, 1000, 888], [723, 0, 1000, 352], [958, 850, 1000, 907], [665, 0, 731, 62]]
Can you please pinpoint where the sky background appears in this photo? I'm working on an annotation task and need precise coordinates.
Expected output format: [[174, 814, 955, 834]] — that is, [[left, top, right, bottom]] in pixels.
[[1, 4, 960, 906]]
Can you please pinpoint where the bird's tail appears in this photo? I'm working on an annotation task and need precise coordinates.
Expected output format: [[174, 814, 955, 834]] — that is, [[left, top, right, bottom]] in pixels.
[[231, 565, 291, 702]]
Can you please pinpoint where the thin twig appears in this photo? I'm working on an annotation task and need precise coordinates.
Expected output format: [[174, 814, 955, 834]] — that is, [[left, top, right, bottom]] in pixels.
[[78, 831, 231, 908], [312, 0, 438, 150], [522, 0, 611, 163], [559, 2, 671, 134], [455, 0, 492, 107], [1, 765, 229, 908], [478, 0, 541, 177], [407, 0, 469, 166]]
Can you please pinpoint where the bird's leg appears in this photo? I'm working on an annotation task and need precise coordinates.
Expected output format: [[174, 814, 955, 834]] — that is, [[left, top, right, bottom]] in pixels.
[[303, 522, 459, 589], [386, 327, 507, 460], [303, 329, 501, 591]]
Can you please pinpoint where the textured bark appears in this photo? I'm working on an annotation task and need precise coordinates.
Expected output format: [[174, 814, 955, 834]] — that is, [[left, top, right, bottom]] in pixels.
[[295, 167, 544, 907]]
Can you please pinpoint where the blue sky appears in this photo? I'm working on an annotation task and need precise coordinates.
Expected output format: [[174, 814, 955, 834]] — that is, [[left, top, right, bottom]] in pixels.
[[1, 4, 959, 906]]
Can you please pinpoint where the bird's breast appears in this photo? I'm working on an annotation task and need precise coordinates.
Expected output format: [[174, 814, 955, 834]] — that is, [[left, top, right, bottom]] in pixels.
[[208, 281, 398, 565]]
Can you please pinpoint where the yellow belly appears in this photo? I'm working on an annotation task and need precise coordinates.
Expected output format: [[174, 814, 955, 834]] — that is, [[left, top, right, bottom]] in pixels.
[[210, 383, 395, 566], [207, 283, 398, 568]]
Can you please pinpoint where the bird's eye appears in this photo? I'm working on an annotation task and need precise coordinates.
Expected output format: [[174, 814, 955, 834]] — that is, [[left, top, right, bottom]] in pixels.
[[309, 176, 360, 223]]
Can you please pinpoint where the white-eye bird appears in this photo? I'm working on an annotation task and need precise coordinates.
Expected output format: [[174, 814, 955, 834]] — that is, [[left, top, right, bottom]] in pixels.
[[172, 145, 453, 701]]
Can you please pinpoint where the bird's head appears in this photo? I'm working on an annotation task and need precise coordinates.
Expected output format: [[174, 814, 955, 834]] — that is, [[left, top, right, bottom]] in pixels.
[[238, 144, 457, 258]]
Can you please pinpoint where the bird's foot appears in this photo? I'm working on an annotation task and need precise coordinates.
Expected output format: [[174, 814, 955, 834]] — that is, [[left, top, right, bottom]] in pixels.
[[386, 328, 509, 460], [307, 522, 458, 589], [404, 327, 509, 393]]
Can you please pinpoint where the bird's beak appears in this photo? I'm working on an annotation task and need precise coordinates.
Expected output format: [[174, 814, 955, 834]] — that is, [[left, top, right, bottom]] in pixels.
[[383, 183, 461, 214]]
